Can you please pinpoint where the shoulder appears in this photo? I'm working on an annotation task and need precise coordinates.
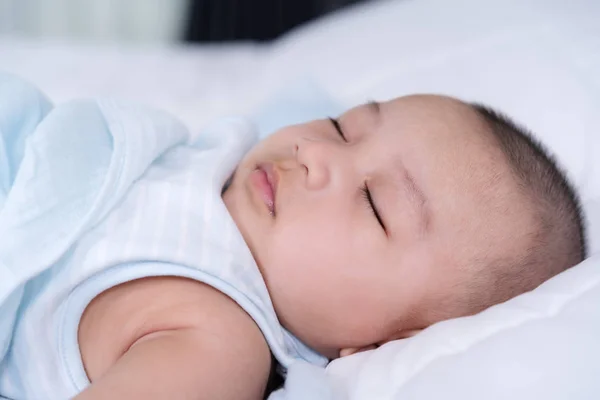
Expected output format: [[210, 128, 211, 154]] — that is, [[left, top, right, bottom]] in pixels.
[[78, 276, 270, 381]]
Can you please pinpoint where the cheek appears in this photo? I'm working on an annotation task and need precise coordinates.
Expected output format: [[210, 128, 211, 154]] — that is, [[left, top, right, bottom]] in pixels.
[[262, 204, 380, 305], [260, 206, 401, 347], [261, 204, 352, 297], [268, 210, 349, 279]]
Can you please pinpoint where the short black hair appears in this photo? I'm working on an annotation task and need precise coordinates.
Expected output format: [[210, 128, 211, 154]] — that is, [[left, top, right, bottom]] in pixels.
[[462, 103, 588, 313]]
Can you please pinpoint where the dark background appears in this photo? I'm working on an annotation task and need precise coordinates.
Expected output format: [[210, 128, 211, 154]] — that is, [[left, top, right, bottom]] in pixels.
[[184, 0, 370, 42]]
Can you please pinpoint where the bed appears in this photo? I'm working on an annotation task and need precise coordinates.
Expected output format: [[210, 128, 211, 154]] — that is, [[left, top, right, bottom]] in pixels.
[[2, 0, 599, 398]]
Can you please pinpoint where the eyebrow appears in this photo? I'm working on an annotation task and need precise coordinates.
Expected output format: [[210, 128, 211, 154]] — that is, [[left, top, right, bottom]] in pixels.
[[400, 168, 431, 237], [364, 100, 430, 235], [366, 100, 381, 119]]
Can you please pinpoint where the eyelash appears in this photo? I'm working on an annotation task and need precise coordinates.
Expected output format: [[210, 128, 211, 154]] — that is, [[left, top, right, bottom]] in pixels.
[[329, 117, 347, 142], [329, 117, 385, 232], [361, 184, 386, 232]]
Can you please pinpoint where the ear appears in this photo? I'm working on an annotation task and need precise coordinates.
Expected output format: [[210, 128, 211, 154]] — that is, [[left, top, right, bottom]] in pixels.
[[381, 328, 422, 343], [338, 345, 377, 358], [338, 329, 422, 358]]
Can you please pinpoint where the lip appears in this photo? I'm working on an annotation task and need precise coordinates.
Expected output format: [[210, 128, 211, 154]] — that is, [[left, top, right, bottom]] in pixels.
[[250, 162, 278, 216]]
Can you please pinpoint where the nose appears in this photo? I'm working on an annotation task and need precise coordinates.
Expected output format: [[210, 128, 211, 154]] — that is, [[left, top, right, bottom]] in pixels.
[[295, 137, 338, 190]]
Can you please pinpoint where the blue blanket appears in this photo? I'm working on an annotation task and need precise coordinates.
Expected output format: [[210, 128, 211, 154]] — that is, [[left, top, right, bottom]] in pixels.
[[0, 73, 189, 366]]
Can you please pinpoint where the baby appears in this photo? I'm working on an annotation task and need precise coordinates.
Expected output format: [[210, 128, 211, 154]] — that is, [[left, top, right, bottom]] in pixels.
[[0, 75, 587, 400], [226, 94, 588, 357]]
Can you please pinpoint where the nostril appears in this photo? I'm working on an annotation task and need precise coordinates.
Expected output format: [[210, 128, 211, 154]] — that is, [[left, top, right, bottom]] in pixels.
[[293, 143, 308, 174]]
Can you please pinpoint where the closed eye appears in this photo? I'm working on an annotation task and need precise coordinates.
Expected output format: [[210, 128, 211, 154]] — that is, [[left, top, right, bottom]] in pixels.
[[361, 183, 386, 233], [329, 117, 347, 142]]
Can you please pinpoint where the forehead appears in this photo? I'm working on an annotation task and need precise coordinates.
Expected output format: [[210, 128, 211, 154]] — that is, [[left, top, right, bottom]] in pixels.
[[347, 94, 506, 193], [344, 94, 494, 154], [379, 95, 503, 190], [381, 95, 487, 144], [351, 95, 522, 252]]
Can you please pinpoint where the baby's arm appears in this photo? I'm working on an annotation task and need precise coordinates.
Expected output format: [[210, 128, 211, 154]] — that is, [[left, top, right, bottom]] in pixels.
[[75, 277, 271, 400]]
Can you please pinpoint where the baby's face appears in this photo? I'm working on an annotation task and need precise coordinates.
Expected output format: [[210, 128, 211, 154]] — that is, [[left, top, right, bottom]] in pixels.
[[223, 95, 527, 358]]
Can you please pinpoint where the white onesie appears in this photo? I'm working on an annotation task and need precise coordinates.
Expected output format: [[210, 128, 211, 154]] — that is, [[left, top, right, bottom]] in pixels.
[[0, 74, 327, 399]]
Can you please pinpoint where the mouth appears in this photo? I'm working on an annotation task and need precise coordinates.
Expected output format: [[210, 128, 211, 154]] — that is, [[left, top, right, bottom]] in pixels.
[[250, 162, 278, 216]]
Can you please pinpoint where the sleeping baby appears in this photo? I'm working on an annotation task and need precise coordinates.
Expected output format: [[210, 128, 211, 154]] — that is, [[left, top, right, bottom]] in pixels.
[[0, 73, 587, 400]]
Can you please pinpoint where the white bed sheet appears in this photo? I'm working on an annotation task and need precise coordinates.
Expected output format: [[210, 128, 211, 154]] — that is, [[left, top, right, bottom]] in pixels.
[[1, 0, 600, 399], [2, 0, 599, 203]]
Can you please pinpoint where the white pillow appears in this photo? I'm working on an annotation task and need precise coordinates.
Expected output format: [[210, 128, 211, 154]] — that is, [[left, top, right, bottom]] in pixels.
[[326, 256, 600, 400], [265, 0, 600, 398]]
